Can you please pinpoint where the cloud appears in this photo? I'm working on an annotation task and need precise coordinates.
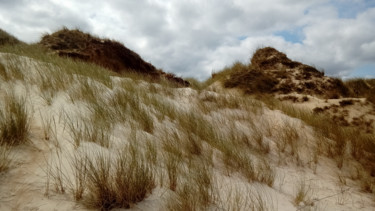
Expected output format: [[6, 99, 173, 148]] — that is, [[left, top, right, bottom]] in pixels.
[[0, 0, 92, 41], [293, 7, 375, 76], [0, 0, 374, 79]]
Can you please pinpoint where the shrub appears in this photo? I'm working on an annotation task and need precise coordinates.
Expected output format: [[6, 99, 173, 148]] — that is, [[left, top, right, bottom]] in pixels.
[[339, 99, 354, 107], [224, 65, 278, 94], [302, 96, 309, 102]]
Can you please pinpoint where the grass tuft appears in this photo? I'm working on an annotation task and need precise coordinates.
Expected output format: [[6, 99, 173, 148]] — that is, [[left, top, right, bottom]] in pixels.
[[0, 92, 30, 146], [294, 178, 313, 206], [84, 145, 155, 210], [0, 144, 11, 172]]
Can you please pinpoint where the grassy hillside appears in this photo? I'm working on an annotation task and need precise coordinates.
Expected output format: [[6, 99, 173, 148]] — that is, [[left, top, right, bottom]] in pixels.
[[345, 78, 375, 104], [39, 28, 189, 86], [0, 29, 22, 46]]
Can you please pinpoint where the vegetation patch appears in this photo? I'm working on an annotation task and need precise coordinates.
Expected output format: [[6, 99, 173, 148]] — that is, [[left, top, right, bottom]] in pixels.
[[0, 29, 22, 46], [212, 47, 353, 99], [0, 92, 30, 146], [224, 63, 278, 94], [39, 27, 189, 86]]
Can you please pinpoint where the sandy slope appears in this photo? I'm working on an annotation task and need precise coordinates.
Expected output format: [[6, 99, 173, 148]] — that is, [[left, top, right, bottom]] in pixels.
[[0, 53, 374, 210], [277, 93, 375, 134]]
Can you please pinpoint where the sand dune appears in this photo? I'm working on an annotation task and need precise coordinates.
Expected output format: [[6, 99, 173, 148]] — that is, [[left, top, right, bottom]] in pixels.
[[0, 52, 374, 210]]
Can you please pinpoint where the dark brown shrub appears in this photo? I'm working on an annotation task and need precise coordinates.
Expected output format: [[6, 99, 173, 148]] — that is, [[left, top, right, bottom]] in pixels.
[[224, 67, 278, 94], [313, 107, 324, 114], [331, 78, 351, 97], [339, 100, 354, 107], [251, 47, 301, 70], [39, 28, 189, 86], [301, 65, 324, 77]]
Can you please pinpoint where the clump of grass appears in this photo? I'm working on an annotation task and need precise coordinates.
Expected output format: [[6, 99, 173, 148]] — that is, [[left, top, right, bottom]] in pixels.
[[175, 110, 218, 148], [166, 161, 216, 210], [68, 152, 89, 201], [184, 132, 203, 156], [145, 139, 158, 165], [360, 175, 375, 194], [109, 89, 154, 133], [0, 92, 30, 146], [164, 152, 182, 191], [84, 144, 155, 210], [0, 54, 25, 81], [0, 62, 9, 81], [0, 145, 11, 172], [34, 64, 73, 104], [220, 143, 275, 187], [294, 178, 313, 206], [252, 129, 270, 154], [256, 159, 276, 187], [279, 122, 299, 156], [67, 119, 111, 148], [45, 149, 67, 195], [74, 77, 105, 102], [39, 111, 53, 141]]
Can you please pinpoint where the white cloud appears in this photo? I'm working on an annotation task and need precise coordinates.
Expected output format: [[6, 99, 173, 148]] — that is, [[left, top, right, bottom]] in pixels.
[[0, 0, 374, 79]]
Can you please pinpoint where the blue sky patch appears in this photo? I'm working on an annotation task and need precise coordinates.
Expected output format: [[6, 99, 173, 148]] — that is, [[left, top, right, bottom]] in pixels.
[[274, 28, 304, 44], [237, 35, 247, 41], [332, 0, 375, 18], [348, 64, 375, 78]]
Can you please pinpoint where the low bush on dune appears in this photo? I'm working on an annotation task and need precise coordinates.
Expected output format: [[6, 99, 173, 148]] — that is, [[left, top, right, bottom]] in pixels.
[[223, 63, 278, 94], [211, 47, 353, 99], [39, 27, 190, 86]]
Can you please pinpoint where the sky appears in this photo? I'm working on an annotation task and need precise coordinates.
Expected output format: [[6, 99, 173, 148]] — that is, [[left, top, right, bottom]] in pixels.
[[0, 0, 374, 80]]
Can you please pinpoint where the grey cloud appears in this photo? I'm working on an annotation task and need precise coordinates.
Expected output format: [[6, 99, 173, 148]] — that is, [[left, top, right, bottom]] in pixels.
[[294, 7, 375, 76], [0, 0, 92, 42], [0, 0, 374, 79]]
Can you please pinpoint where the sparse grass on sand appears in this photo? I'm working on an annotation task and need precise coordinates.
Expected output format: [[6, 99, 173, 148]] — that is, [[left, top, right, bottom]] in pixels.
[[0, 145, 11, 172], [0, 92, 30, 146]]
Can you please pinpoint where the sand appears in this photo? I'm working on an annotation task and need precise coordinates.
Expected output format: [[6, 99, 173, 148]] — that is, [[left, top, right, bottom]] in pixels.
[[0, 53, 374, 210]]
